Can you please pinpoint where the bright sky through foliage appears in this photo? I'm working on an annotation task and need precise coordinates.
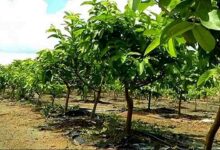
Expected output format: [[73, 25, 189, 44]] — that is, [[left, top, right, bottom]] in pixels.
[[0, 0, 160, 64], [46, 0, 68, 14]]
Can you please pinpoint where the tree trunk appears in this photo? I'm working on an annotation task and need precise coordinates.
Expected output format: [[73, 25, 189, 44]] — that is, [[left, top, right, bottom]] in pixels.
[[94, 91, 96, 101], [148, 91, 152, 111], [82, 87, 87, 101], [113, 91, 117, 100], [2, 88, 5, 97], [82, 89, 85, 101], [11, 87, 15, 100], [125, 84, 133, 134], [205, 107, 220, 150], [51, 96, 55, 106], [194, 98, 197, 112], [206, 98, 208, 112], [91, 88, 101, 119], [64, 86, 71, 113], [37, 93, 41, 105], [178, 98, 182, 116]]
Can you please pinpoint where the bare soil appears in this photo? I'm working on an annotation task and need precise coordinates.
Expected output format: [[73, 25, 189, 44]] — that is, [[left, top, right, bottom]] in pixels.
[[0, 92, 220, 149], [0, 100, 94, 149]]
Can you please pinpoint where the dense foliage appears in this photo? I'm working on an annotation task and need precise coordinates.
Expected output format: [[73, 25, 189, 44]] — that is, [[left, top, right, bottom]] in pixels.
[[0, 0, 220, 149]]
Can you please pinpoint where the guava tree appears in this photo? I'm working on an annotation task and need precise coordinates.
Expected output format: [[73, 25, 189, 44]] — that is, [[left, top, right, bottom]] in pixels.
[[37, 49, 69, 110], [130, 0, 220, 148], [5, 60, 22, 99], [48, 11, 115, 118], [0, 65, 7, 97], [164, 48, 206, 115], [142, 0, 220, 148], [29, 60, 46, 103], [198, 67, 220, 149], [134, 81, 162, 111], [82, 0, 175, 134], [157, 1, 220, 148], [5, 59, 37, 100]]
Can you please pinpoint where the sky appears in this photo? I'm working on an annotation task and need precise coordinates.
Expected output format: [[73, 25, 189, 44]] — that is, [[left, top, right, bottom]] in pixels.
[[0, 0, 160, 65]]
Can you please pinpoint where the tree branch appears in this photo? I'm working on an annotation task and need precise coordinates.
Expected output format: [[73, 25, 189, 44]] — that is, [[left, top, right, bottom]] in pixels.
[[130, 71, 165, 89]]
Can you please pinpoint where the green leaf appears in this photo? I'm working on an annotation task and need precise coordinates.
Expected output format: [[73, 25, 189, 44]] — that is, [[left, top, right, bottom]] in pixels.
[[192, 25, 216, 52], [127, 52, 141, 56], [48, 34, 61, 39], [81, 1, 94, 5], [90, 14, 115, 22], [138, 0, 155, 12], [159, 0, 171, 7], [144, 37, 160, 55], [144, 29, 160, 37], [161, 21, 194, 43], [183, 30, 196, 44], [110, 52, 124, 62], [143, 57, 149, 64], [100, 47, 109, 57], [200, 10, 220, 31], [196, 0, 211, 20], [172, 0, 193, 13], [197, 68, 220, 86], [128, 0, 155, 12], [74, 29, 84, 37], [159, 0, 180, 11], [128, 0, 141, 11], [139, 61, 145, 75], [135, 28, 145, 32], [167, 38, 177, 57], [121, 55, 127, 63]]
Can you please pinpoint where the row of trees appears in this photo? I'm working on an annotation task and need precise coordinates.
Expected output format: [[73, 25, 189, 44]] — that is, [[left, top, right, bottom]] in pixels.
[[0, 0, 220, 149]]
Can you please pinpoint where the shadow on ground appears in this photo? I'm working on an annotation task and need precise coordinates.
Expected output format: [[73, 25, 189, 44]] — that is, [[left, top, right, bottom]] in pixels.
[[35, 106, 210, 150], [71, 99, 112, 105], [134, 107, 208, 120]]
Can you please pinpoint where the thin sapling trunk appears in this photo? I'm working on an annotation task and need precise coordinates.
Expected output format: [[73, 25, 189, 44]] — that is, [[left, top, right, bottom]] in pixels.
[[91, 87, 101, 119], [125, 84, 133, 134], [148, 91, 152, 111], [64, 85, 71, 113]]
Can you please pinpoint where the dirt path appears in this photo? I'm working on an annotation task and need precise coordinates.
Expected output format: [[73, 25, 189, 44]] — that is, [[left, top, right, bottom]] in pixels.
[[0, 101, 93, 149]]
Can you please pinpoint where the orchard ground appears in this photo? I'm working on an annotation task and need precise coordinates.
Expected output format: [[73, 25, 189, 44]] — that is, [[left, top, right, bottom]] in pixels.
[[0, 100, 94, 149], [0, 92, 219, 149]]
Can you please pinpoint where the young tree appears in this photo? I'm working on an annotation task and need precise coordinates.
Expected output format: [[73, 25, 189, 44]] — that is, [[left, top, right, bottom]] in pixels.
[[0, 65, 7, 97], [198, 68, 220, 149], [48, 11, 113, 118], [5, 59, 37, 100], [81, 0, 174, 134], [164, 48, 205, 115], [131, 0, 220, 148], [37, 49, 71, 111]]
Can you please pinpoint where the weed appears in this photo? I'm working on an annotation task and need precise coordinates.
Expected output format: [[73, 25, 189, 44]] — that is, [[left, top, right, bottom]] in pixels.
[[40, 104, 64, 117]]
